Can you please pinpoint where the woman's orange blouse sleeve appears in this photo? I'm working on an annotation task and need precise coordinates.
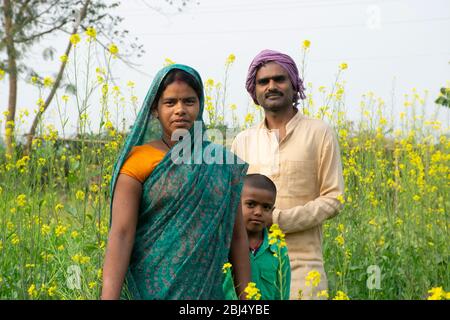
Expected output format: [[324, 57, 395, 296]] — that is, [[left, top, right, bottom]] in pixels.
[[119, 145, 166, 183]]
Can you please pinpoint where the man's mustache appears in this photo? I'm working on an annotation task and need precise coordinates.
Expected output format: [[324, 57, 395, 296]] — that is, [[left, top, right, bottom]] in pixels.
[[265, 90, 283, 98]]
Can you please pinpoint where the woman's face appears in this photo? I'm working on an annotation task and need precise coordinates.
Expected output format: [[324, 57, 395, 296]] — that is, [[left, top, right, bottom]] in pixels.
[[155, 80, 200, 139]]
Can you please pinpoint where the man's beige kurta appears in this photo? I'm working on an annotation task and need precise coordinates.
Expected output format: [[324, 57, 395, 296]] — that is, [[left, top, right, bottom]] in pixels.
[[231, 111, 344, 300]]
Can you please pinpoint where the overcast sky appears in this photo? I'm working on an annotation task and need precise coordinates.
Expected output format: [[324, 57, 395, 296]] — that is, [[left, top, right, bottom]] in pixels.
[[1, 0, 449, 136]]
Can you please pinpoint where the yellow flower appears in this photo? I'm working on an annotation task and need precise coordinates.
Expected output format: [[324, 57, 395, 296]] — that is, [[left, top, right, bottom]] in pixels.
[[164, 57, 175, 66], [70, 33, 81, 46], [43, 76, 54, 87], [336, 194, 345, 204], [54, 203, 64, 211], [206, 78, 214, 87], [55, 224, 67, 237], [62, 95, 69, 103], [7, 221, 15, 231], [11, 234, 20, 245], [102, 84, 109, 96], [85, 26, 97, 40], [244, 282, 261, 300], [25, 264, 35, 268], [71, 230, 79, 239], [89, 184, 99, 193], [28, 284, 38, 298], [60, 54, 68, 63], [245, 113, 254, 125], [332, 290, 350, 300], [16, 156, 30, 168], [127, 81, 135, 88], [40, 252, 54, 262], [16, 194, 27, 207], [48, 285, 57, 297], [413, 195, 421, 201], [222, 262, 232, 274], [0, 240, 3, 250], [0, 68, 5, 80], [36, 98, 45, 112], [302, 39, 311, 49], [268, 224, 287, 248], [89, 282, 97, 289], [76, 190, 85, 201], [317, 290, 329, 299], [57, 245, 65, 251], [72, 253, 90, 264], [335, 234, 345, 246], [339, 62, 348, 70], [305, 270, 321, 287], [71, 253, 81, 264], [41, 224, 51, 236], [38, 158, 46, 166], [226, 53, 236, 66], [108, 43, 119, 56], [427, 287, 445, 300]]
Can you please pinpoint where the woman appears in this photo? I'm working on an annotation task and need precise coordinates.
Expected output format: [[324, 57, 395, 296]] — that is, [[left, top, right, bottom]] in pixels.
[[101, 64, 251, 300]]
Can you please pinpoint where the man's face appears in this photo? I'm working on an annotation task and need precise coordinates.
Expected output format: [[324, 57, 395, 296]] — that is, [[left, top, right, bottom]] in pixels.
[[254, 62, 295, 112], [241, 185, 276, 234]]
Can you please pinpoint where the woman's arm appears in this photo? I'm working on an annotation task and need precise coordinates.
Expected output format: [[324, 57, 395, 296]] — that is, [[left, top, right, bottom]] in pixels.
[[101, 174, 142, 300], [229, 202, 251, 300]]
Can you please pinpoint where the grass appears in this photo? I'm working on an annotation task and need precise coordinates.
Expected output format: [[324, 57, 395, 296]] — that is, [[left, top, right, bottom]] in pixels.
[[0, 36, 448, 300]]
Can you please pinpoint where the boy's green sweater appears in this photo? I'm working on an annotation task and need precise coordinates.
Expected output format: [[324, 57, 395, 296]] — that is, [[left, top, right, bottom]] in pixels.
[[223, 228, 291, 300]]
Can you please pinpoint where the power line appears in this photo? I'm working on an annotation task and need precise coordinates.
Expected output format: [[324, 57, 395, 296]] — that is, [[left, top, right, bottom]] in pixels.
[[133, 16, 450, 36], [124, 0, 400, 16], [309, 51, 450, 63]]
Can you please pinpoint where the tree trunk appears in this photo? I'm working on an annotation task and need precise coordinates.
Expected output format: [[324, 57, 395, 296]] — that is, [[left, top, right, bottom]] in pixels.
[[24, 0, 91, 154], [3, 0, 18, 156]]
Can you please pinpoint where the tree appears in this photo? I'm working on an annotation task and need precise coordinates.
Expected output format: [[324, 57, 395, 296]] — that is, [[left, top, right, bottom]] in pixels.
[[0, 0, 127, 154], [1, 0, 197, 155], [435, 87, 450, 108]]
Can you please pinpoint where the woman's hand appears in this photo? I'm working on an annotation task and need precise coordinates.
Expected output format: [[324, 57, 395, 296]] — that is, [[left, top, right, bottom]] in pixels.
[[229, 202, 252, 300]]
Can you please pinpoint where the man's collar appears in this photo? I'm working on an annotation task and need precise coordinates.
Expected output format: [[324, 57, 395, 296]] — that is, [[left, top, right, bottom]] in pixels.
[[259, 108, 302, 134]]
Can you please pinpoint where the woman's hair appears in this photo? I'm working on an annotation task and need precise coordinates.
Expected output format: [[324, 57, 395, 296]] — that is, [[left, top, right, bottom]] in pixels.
[[151, 69, 202, 111]]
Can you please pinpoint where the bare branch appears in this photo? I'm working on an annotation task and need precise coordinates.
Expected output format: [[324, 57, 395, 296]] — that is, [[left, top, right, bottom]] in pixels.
[[14, 19, 67, 43], [25, 0, 92, 153]]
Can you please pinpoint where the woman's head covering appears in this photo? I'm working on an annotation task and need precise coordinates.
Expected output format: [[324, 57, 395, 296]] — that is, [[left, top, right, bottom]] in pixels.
[[110, 64, 205, 198], [245, 49, 306, 105]]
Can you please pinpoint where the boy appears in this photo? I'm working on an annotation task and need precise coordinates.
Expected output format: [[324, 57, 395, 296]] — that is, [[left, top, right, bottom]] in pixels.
[[223, 174, 291, 300]]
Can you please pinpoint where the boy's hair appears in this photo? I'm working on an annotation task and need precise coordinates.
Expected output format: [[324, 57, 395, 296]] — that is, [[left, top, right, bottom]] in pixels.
[[244, 174, 277, 198]]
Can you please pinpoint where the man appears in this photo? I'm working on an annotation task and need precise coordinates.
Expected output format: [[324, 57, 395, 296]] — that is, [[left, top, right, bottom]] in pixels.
[[231, 49, 344, 300]]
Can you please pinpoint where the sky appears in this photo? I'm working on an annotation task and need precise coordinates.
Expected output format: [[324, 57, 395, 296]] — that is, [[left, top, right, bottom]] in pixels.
[[1, 0, 449, 137]]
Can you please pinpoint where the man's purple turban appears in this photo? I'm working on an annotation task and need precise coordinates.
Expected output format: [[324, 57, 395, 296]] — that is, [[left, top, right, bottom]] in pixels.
[[245, 49, 306, 105]]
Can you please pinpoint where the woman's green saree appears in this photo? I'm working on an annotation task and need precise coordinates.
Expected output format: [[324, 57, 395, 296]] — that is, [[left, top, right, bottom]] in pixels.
[[109, 64, 248, 299]]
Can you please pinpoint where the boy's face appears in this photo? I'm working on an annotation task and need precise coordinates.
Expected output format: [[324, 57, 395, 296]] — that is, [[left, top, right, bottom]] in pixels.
[[241, 185, 276, 233]]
